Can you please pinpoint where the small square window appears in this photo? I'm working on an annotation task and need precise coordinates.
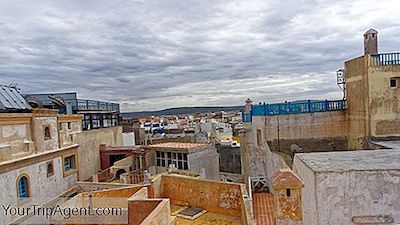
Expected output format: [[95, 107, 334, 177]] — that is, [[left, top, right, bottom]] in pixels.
[[64, 155, 76, 171], [390, 79, 397, 88]]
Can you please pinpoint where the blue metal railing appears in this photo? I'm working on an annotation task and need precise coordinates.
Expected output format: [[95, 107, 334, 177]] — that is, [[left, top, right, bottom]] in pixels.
[[371, 53, 400, 66], [242, 100, 346, 122]]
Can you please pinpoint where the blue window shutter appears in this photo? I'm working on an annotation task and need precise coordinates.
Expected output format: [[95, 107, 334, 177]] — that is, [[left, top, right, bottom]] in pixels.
[[18, 176, 28, 200]]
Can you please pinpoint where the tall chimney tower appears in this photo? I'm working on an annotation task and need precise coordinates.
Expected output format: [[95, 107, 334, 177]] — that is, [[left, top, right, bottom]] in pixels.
[[363, 28, 378, 55]]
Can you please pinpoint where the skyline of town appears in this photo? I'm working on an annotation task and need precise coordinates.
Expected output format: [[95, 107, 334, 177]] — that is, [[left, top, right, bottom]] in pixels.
[[1, 0, 400, 111]]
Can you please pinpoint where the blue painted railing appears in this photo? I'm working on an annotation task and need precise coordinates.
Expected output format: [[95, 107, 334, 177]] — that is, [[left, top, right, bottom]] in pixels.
[[371, 53, 400, 66], [242, 100, 346, 122]]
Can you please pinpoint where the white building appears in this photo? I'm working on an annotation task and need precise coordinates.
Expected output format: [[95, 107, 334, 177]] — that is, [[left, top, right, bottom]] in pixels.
[[293, 148, 400, 225]]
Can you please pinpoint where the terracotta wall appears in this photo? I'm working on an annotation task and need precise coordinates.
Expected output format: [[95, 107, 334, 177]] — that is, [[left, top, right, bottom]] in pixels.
[[159, 175, 243, 217]]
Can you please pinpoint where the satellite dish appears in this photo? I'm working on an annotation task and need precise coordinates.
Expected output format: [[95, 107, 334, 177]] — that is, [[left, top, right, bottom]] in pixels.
[[25, 96, 43, 108], [48, 95, 66, 107]]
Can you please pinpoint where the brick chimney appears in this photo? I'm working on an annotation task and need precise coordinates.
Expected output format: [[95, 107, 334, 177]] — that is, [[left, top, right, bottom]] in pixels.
[[364, 28, 378, 55]]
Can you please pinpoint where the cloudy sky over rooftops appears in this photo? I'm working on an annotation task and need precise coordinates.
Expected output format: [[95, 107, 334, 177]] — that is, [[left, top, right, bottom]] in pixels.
[[1, 0, 400, 111]]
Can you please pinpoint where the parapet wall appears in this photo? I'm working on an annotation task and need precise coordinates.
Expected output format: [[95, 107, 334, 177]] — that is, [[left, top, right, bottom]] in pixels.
[[75, 126, 123, 180], [253, 110, 348, 156]]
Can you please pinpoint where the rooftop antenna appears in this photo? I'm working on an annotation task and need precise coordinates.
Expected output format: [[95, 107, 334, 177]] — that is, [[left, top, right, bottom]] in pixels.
[[336, 69, 346, 100]]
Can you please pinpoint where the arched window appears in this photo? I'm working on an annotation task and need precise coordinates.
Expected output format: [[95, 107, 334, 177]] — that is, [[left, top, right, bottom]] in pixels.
[[17, 175, 29, 201], [47, 161, 54, 177], [44, 126, 51, 140]]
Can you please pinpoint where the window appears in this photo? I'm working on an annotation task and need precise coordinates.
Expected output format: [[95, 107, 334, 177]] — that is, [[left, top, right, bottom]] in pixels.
[[17, 175, 29, 201], [156, 151, 188, 170], [257, 129, 262, 146], [102, 115, 112, 128], [44, 126, 51, 140], [64, 155, 76, 171], [83, 115, 91, 130], [46, 161, 54, 177], [91, 115, 101, 129], [390, 78, 398, 88], [67, 122, 71, 129], [286, 189, 291, 197], [59, 123, 63, 131]]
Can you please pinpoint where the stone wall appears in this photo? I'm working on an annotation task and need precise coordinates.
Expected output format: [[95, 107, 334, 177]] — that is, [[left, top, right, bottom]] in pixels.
[[74, 126, 123, 180]]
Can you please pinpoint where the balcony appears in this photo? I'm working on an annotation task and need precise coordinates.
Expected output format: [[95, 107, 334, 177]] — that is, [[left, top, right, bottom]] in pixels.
[[242, 100, 346, 122], [371, 53, 400, 66]]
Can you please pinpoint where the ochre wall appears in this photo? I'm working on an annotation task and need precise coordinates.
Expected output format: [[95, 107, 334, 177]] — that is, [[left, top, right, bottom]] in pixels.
[[368, 65, 400, 138], [345, 56, 370, 150], [159, 175, 243, 217], [128, 200, 160, 225]]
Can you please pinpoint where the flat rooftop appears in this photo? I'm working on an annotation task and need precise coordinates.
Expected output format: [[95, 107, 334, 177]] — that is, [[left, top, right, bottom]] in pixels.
[[295, 149, 400, 173], [148, 142, 208, 149]]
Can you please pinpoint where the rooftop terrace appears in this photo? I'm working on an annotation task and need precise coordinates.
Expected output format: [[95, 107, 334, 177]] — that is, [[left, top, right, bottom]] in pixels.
[[295, 149, 400, 173], [242, 99, 346, 122]]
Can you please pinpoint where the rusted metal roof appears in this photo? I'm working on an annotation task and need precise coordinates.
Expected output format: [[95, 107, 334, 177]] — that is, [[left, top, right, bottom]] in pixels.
[[0, 85, 31, 111]]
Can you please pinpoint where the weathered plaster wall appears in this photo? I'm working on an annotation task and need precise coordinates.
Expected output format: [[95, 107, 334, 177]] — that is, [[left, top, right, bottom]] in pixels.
[[33, 116, 59, 152], [258, 111, 348, 155], [368, 65, 400, 138], [160, 175, 244, 217], [218, 145, 242, 174], [75, 126, 123, 181], [292, 156, 318, 225], [188, 147, 219, 180], [315, 170, 400, 224], [59, 121, 81, 148], [241, 121, 291, 190], [0, 156, 77, 225], [293, 154, 400, 224], [0, 124, 34, 161]]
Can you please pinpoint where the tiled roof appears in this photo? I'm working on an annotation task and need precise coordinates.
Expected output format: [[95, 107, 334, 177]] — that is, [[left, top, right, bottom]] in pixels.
[[271, 169, 304, 189], [253, 192, 276, 225], [148, 142, 208, 149]]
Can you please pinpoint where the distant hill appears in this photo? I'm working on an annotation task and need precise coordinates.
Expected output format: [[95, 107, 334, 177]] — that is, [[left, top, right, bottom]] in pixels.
[[122, 106, 244, 118]]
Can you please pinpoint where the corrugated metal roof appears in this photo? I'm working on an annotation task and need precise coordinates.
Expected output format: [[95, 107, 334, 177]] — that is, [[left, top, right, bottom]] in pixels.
[[0, 86, 32, 111]]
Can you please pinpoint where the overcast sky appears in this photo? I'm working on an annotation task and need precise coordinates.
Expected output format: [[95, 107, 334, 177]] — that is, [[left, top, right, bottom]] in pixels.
[[1, 0, 400, 112]]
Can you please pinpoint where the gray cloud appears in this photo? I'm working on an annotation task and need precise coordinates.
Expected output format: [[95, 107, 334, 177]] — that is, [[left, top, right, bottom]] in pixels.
[[1, 0, 400, 111]]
